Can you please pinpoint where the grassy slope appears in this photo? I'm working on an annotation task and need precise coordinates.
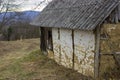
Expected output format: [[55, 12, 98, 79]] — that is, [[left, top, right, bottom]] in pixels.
[[0, 39, 92, 80]]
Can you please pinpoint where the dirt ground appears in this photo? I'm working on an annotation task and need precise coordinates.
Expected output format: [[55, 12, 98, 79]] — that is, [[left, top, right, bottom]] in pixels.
[[0, 38, 92, 80]]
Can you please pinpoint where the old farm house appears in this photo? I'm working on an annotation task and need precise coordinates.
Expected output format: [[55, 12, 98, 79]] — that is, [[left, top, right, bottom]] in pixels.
[[31, 0, 120, 78]]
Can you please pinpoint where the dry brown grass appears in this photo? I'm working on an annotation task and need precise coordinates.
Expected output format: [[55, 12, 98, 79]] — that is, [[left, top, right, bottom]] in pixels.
[[0, 38, 92, 80], [0, 38, 40, 56]]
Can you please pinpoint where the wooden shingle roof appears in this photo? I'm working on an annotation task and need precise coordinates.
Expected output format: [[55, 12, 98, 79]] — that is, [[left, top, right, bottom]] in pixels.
[[31, 0, 119, 30]]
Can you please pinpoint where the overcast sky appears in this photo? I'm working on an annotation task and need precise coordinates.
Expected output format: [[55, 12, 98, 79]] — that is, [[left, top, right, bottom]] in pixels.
[[3, 0, 52, 11], [19, 0, 52, 11]]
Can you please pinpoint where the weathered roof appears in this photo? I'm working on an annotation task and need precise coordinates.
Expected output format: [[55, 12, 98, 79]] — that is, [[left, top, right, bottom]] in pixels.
[[31, 0, 119, 30]]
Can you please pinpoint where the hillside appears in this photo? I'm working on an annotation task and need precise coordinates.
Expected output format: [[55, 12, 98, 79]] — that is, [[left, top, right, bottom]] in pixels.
[[0, 11, 40, 25], [0, 39, 92, 80], [0, 11, 40, 41]]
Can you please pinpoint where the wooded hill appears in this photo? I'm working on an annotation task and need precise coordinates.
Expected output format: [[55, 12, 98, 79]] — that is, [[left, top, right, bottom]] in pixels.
[[0, 11, 40, 41]]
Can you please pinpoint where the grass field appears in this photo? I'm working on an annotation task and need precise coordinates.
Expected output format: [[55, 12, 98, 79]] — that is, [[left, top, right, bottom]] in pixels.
[[0, 38, 92, 80]]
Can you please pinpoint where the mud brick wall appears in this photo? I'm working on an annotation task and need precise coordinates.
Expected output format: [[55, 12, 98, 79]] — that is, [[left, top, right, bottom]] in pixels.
[[100, 23, 120, 78]]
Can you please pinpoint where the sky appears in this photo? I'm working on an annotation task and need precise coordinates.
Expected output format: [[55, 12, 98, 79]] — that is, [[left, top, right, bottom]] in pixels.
[[18, 0, 52, 11], [2, 0, 52, 11]]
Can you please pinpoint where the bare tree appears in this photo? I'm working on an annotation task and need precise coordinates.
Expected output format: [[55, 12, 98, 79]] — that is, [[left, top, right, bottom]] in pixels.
[[0, 0, 23, 30], [0, 0, 23, 40], [0, 0, 51, 40], [33, 0, 52, 10]]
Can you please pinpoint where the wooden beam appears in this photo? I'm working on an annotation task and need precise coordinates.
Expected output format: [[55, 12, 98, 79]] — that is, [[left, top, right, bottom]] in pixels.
[[39, 27, 41, 49], [94, 25, 101, 79], [58, 28, 61, 64], [113, 53, 120, 67], [40, 27, 47, 53], [118, 3, 120, 20], [50, 28, 53, 51], [100, 52, 120, 55], [115, 7, 119, 23], [72, 30, 75, 69]]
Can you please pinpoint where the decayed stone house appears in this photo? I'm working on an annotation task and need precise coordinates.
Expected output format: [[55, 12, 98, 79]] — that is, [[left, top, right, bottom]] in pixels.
[[31, 0, 120, 79]]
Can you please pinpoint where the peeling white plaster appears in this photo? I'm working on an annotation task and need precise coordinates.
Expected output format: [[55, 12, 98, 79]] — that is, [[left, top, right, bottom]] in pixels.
[[51, 28, 95, 77], [74, 30, 95, 77]]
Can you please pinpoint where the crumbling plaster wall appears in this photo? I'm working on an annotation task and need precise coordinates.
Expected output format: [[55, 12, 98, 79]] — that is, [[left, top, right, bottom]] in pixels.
[[51, 28, 95, 77], [74, 30, 95, 77]]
